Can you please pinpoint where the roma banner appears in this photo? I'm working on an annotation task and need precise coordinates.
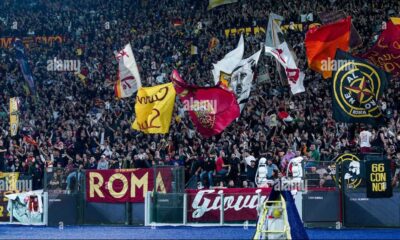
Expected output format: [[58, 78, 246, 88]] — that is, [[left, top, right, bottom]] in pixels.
[[171, 70, 240, 138], [361, 19, 400, 79], [318, 11, 362, 48], [305, 16, 351, 79], [132, 83, 176, 134], [332, 50, 389, 124], [207, 0, 238, 10], [0, 36, 63, 49], [114, 43, 142, 98], [187, 188, 271, 222], [224, 26, 265, 38], [9, 97, 19, 137], [265, 42, 305, 95], [212, 35, 244, 85], [86, 168, 172, 203]]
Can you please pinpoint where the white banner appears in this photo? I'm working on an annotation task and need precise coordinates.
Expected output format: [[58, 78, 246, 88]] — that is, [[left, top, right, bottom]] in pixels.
[[265, 42, 305, 95], [212, 35, 244, 85], [265, 13, 284, 47], [114, 43, 142, 98], [231, 49, 262, 112]]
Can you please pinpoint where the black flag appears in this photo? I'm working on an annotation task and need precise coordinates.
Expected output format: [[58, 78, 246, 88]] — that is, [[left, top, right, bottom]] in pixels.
[[332, 50, 389, 124]]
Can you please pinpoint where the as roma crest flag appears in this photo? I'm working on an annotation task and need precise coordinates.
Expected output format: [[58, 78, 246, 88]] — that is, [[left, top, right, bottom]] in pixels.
[[332, 50, 389, 124], [171, 70, 240, 138], [305, 16, 351, 79], [361, 19, 400, 79], [132, 83, 176, 134]]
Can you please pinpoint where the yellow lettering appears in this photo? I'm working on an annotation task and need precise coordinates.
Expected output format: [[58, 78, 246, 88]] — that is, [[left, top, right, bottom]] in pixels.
[[230, 28, 237, 37], [392, 53, 400, 59], [130, 172, 148, 198], [108, 173, 128, 199], [155, 172, 166, 193], [372, 182, 386, 192], [393, 41, 400, 50], [0, 38, 13, 48], [224, 29, 230, 38], [89, 172, 104, 198], [377, 38, 389, 49], [371, 173, 386, 182]]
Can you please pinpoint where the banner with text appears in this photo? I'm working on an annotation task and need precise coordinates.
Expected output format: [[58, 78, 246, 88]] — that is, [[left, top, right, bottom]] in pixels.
[[186, 188, 271, 222], [0, 36, 63, 49], [86, 169, 172, 203], [361, 19, 400, 79], [132, 83, 176, 134], [224, 26, 265, 38], [0, 173, 32, 222], [366, 160, 392, 198]]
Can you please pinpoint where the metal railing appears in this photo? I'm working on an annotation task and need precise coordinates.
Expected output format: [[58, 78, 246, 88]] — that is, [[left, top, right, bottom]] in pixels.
[[145, 191, 265, 227]]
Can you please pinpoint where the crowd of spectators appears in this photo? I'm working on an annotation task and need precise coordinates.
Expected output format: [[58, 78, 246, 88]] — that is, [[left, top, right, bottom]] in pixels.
[[0, 0, 399, 190]]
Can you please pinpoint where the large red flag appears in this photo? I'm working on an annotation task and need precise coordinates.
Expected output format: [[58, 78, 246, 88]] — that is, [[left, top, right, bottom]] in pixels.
[[361, 19, 400, 79], [305, 16, 351, 79], [171, 70, 240, 138]]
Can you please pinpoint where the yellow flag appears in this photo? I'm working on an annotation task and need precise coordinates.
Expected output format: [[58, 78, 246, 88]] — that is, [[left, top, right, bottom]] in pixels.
[[0, 172, 20, 191], [132, 83, 176, 134], [190, 45, 198, 55], [391, 17, 400, 25], [208, 0, 238, 10], [10, 97, 19, 137], [76, 48, 82, 56], [75, 72, 87, 86]]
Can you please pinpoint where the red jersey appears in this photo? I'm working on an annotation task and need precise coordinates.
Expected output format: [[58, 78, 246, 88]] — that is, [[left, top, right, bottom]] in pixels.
[[216, 157, 224, 172]]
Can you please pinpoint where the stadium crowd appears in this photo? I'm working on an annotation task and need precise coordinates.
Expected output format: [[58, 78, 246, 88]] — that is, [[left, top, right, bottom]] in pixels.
[[0, 0, 399, 190]]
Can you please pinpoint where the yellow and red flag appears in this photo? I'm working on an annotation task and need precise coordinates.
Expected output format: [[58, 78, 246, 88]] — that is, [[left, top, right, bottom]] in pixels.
[[305, 16, 351, 79], [390, 17, 400, 25]]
